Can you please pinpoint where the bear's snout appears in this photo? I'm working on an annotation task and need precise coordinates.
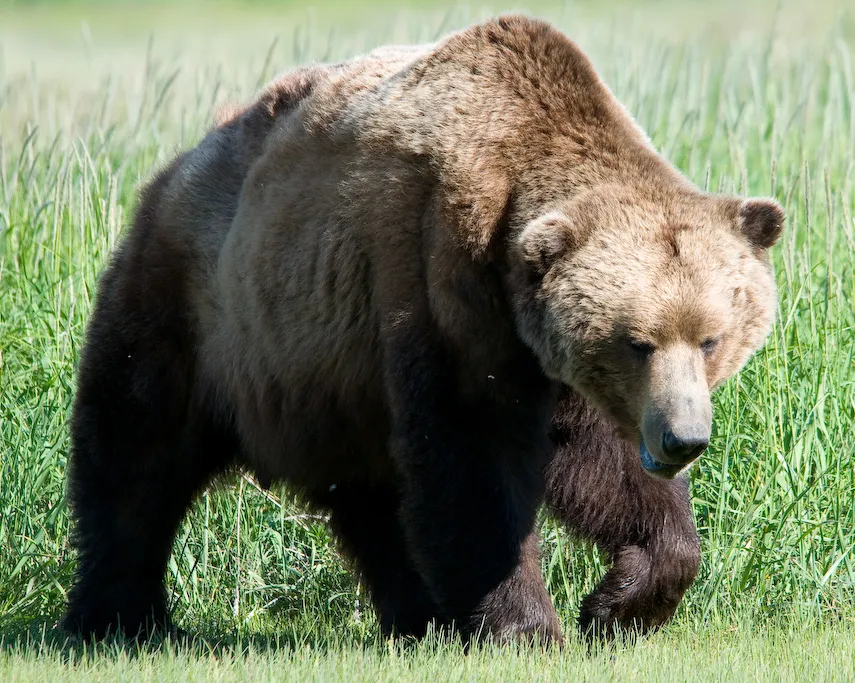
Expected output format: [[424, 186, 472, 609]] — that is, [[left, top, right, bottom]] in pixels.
[[638, 343, 714, 475]]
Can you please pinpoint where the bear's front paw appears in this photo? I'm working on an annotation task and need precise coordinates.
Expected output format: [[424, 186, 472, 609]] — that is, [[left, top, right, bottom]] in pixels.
[[578, 543, 700, 640], [468, 576, 564, 646], [472, 613, 564, 647]]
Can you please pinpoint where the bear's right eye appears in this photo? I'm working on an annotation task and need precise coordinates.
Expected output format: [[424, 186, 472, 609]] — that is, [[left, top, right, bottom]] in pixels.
[[628, 339, 656, 358]]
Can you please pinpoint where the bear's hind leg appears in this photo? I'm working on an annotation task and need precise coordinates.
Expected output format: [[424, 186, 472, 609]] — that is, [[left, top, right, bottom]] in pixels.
[[327, 484, 439, 638], [63, 270, 235, 639], [546, 390, 701, 639], [64, 368, 235, 640], [64, 367, 235, 639]]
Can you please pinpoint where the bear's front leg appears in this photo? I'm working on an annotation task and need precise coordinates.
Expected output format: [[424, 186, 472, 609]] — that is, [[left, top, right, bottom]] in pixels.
[[471, 530, 563, 643], [545, 389, 701, 639], [382, 325, 562, 644]]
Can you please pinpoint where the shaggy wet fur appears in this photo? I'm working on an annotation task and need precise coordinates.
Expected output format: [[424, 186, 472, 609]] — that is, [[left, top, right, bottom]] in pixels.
[[63, 16, 781, 643]]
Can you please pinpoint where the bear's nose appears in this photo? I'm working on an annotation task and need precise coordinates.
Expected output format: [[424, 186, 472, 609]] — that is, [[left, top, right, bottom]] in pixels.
[[661, 430, 709, 464]]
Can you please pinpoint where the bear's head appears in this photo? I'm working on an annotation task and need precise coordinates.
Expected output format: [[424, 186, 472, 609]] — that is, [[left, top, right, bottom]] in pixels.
[[510, 184, 784, 479]]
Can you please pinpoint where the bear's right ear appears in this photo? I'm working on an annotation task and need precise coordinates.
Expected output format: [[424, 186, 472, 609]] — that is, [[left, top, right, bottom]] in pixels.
[[517, 212, 580, 276], [737, 198, 785, 250]]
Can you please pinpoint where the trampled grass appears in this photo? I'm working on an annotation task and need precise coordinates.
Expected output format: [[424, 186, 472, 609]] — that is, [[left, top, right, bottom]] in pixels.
[[1, 0, 854, 678]]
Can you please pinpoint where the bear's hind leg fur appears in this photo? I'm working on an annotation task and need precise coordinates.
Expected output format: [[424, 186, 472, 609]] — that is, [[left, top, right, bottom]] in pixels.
[[546, 390, 701, 639], [326, 484, 440, 638], [64, 414, 234, 640], [63, 229, 236, 639]]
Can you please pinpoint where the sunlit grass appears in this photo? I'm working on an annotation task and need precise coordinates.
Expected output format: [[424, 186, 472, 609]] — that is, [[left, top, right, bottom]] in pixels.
[[1, 621, 855, 682]]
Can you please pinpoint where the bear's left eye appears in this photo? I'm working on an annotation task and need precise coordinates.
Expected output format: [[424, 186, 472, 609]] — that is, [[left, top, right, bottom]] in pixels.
[[628, 339, 656, 358], [701, 337, 721, 356]]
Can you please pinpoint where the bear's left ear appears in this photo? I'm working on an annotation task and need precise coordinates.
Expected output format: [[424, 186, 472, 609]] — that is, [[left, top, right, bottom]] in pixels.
[[517, 211, 580, 276], [737, 198, 785, 250]]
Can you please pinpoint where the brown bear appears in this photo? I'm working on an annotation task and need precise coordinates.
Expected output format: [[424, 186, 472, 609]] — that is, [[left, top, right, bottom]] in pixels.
[[62, 16, 783, 643]]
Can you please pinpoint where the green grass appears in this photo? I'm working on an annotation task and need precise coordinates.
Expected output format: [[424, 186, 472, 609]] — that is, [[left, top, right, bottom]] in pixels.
[[1, 0, 854, 678], [1, 623, 855, 682]]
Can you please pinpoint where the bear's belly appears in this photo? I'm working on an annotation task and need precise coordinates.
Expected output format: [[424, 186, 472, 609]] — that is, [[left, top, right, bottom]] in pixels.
[[198, 276, 393, 495], [224, 368, 394, 495]]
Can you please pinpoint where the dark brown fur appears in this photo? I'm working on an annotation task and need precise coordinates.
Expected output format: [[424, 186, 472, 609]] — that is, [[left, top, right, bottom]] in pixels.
[[62, 16, 781, 644], [547, 390, 701, 636]]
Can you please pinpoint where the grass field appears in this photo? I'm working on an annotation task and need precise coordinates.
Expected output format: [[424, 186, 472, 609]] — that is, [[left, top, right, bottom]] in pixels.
[[1, 0, 854, 679]]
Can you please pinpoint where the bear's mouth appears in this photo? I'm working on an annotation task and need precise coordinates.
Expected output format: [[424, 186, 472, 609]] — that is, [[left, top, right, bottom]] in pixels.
[[639, 441, 685, 479]]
